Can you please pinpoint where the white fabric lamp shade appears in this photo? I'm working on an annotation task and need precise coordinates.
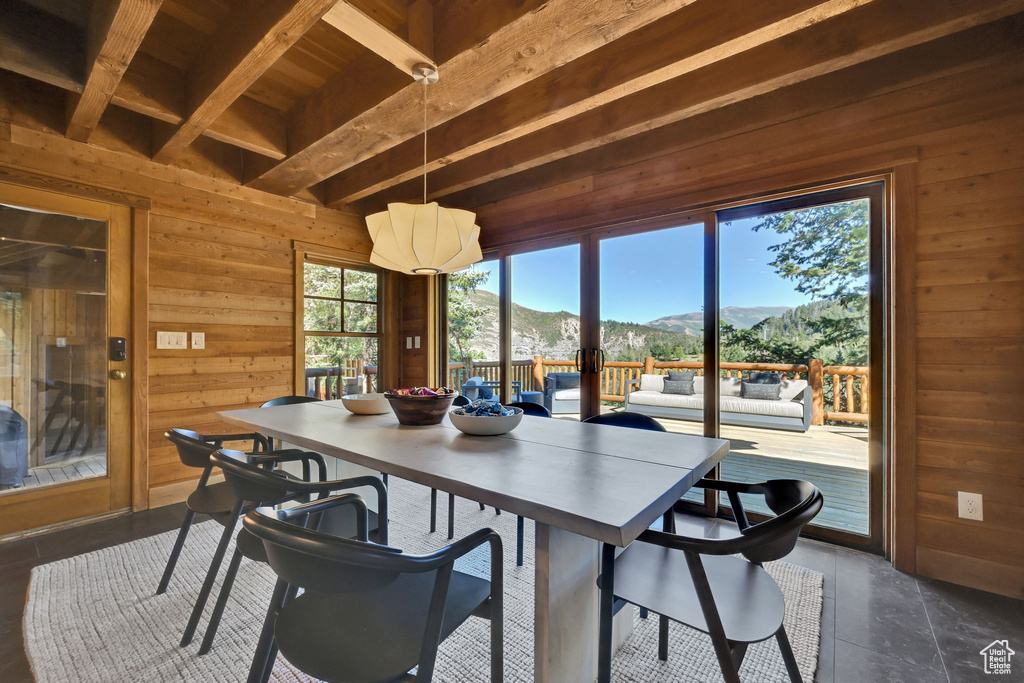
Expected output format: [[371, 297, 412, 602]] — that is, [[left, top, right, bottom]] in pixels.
[[366, 202, 483, 274]]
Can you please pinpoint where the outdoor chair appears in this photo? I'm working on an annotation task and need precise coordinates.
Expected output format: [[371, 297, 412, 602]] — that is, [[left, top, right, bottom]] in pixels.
[[543, 372, 581, 414], [192, 449, 388, 654], [597, 479, 823, 683], [243, 498, 503, 683]]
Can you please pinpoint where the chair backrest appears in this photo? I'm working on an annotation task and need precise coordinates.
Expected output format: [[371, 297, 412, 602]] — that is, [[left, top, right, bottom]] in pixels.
[[212, 449, 310, 507], [244, 504, 465, 680], [546, 372, 580, 390], [506, 401, 551, 417], [261, 395, 322, 408], [738, 479, 823, 564], [583, 412, 666, 432], [165, 428, 219, 469], [461, 375, 493, 400], [452, 395, 471, 407]]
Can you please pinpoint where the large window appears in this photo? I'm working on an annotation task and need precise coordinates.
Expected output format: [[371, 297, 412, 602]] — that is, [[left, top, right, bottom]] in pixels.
[[302, 259, 383, 397]]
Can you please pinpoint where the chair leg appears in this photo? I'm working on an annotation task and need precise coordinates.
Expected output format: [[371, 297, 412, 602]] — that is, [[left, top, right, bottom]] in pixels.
[[181, 500, 243, 646], [684, 550, 741, 683], [448, 493, 455, 540], [516, 516, 524, 567], [157, 508, 196, 594], [198, 548, 243, 655], [479, 502, 486, 511], [248, 579, 288, 683], [494, 507, 501, 515], [430, 488, 437, 533], [658, 614, 669, 660], [597, 542, 616, 683], [776, 626, 802, 683], [640, 607, 649, 619]]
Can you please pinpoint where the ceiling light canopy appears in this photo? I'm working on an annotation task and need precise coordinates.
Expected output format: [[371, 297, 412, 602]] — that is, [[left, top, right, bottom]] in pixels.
[[365, 64, 483, 275]]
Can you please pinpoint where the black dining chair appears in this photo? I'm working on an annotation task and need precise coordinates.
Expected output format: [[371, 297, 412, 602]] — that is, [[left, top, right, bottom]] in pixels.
[[583, 411, 667, 432], [156, 427, 276, 595], [191, 449, 389, 654], [177, 441, 328, 648], [597, 478, 823, 683], [452, 395, 471, 407], [506, 401, 551, 418], [243, 497, 504, 683]]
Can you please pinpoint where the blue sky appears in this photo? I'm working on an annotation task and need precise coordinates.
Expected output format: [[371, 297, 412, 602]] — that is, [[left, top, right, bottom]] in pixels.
[[470, 218, 819, 324]]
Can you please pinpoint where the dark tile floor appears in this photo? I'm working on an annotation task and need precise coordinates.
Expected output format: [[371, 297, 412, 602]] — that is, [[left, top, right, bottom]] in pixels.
[[1, 507, 1022, 682]]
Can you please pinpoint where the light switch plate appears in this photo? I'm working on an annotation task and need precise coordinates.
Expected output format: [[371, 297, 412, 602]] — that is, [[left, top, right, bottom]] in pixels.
[[414, 336, 421, 349], [191, 332, 206, 350], [156, 331, 188, 350]]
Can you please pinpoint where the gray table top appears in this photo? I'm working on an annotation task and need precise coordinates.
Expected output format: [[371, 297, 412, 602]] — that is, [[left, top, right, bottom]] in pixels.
[[219, 400, 729, 546]]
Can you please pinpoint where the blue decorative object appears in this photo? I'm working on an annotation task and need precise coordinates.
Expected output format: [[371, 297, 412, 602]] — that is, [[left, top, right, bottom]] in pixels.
[[453, 399, 517, 417]]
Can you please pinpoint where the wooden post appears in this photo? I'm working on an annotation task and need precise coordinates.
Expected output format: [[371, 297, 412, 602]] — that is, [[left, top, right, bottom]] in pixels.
[[808, 359, 824, 426], [643, 356, 655, 375], [533, 355, 544, 391]]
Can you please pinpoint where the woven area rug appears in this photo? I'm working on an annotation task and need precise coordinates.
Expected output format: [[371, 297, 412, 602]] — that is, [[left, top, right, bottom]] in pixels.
[[25, 477, 822, 682]]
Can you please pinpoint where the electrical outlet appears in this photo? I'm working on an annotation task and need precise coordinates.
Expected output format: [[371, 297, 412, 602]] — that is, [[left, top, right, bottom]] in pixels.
[[958, 491, 983, 521]]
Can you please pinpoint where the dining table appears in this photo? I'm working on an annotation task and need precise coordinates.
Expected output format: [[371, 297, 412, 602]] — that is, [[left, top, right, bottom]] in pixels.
[[218, 399, 729, 683]]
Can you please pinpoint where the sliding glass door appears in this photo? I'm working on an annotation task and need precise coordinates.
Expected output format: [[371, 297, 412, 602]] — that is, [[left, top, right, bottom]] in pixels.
[[442, 181, 885, 548], [716, 184, 884, 545]]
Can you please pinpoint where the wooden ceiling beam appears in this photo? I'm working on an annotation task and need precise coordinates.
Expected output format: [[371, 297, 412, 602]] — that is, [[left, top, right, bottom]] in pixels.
[[248, 0, 700, 197], [321, 1, 433, 74], [324, 0, 877, 205], [151, 0, 338, 164], [66, 0, 164, 142], [404, 0, 1024, 203], [0, 243, 50, 267], [0, 2, 84, 93]]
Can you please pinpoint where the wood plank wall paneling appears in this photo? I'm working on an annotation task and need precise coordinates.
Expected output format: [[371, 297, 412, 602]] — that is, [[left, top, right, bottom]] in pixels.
[[471, 44, 1024, 597], [0, 83, 374, 502]]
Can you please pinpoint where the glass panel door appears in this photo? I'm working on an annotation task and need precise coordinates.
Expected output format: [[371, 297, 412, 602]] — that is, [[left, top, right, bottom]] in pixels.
[[0, 184, 132, 536], [445, 259, 500, 395], [598, 223, 706, 427], [717, 184, 883, 544], [510, 245, 581, 418]]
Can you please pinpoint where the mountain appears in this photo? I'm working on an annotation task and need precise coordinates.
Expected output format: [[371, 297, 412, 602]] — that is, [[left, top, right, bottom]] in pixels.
[[645, 306, 792, 335], [461, 290, 702, 360]]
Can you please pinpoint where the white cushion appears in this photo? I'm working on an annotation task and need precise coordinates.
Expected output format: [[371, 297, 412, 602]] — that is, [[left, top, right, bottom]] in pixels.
[[720, 396, 803, 418], [638, 374, 664, 392], [553, 388, 580, 401], [779, 379, 808, 401], [628, 390, 703, 410], [720, 377, 742, 397]]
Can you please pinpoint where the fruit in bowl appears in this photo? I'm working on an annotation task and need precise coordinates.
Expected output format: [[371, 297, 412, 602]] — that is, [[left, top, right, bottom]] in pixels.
[[340, 393, 390, 415], [384, 387, 458, 425], [449, 399, 524, 436]]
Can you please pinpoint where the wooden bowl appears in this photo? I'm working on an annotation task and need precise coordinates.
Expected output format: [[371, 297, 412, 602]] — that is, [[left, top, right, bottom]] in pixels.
[[384, 392, 457, 425]]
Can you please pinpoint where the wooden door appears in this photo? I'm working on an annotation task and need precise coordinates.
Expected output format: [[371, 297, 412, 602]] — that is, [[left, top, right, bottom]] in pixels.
[[0, 183, 132, 536]]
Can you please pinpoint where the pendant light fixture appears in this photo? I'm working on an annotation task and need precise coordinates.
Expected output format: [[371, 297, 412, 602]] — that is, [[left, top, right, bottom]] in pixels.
[[365, 64, 483, 275]]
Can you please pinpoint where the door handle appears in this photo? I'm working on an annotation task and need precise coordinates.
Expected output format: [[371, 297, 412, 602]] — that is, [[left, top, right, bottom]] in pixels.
[[110, 369, 127, 380], [588, 348, 605, 374], [575, 348, 588, 373]]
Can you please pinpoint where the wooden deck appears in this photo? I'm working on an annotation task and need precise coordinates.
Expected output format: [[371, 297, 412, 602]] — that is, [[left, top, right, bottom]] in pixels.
[[2, 451, 107, 493], [560, 409, 871, 535]]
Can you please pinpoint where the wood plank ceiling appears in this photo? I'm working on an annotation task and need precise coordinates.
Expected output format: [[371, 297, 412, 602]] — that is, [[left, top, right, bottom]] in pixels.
[[1, 0, 1021, 213]]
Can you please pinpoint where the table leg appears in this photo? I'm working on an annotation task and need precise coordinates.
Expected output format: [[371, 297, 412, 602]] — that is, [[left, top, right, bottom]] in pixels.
[[534, 523, 633, 683]]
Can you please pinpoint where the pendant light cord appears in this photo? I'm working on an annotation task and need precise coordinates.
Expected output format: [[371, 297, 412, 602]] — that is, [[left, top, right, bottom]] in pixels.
[[422, 79, 428, 204]]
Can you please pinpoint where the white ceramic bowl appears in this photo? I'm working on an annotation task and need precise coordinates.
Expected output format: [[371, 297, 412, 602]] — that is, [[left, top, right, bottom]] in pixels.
[[448, 407, 524, 436], [341, 393, 390, 415]]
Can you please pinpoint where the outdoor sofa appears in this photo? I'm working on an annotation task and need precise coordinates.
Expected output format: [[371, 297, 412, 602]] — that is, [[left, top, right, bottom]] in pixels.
[[625, 373, 812, 432]]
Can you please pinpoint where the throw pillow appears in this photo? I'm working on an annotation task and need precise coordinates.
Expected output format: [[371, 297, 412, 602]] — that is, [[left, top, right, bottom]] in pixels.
[[663, 378, 694, 395], [667, 370, 695, 382], [747, 371, 782, 384], [741, 381, 781, 400]]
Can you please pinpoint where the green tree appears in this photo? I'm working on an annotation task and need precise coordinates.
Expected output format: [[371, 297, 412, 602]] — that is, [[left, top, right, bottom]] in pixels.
[[748, 200, 870, 364], [447, 266, 489, 364]]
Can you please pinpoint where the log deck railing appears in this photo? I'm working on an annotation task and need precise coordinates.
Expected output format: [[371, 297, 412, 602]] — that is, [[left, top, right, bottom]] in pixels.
[[446, 356, 868, 425]]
